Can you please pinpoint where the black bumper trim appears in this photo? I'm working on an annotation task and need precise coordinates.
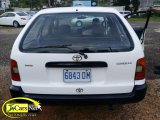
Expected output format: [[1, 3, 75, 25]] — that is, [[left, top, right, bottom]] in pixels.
[[10, 84, 147, 104]]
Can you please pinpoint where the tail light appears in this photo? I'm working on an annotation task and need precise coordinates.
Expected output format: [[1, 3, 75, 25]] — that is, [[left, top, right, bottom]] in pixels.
[[135, 57, 146, 80], [10, 59, 21, 81], [21, 18, 26, 20]]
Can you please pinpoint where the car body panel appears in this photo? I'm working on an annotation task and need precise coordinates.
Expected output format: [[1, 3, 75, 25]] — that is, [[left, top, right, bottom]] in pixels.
[[11, 51, 143, 94], [0, 13, 8, 25]]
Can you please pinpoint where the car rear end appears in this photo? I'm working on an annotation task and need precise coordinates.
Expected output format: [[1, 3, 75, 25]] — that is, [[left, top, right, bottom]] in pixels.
[[16, 12, 30, 26], [10, 7, 147, 104]]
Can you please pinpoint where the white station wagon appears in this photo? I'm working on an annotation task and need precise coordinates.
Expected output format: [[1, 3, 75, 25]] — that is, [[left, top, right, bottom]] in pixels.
[[10, 7, 147, 104]]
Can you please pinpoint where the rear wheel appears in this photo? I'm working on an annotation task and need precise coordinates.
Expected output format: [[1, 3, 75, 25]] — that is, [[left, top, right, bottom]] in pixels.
[[13, 21, 19, 28], [76, 21, 83, 27]]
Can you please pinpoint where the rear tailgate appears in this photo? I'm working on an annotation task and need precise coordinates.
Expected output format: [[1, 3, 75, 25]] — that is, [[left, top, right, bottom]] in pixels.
[[14, 52, 138, 95]]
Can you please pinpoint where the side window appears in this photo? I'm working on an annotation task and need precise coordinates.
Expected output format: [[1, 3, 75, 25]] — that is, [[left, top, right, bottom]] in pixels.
[[1, 13, 8, 17], [8, 13, 15, 17]]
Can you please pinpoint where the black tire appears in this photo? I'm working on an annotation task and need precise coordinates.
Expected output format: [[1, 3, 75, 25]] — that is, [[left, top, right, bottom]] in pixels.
[[76, 21, 83, 27], [13, 21, 19, 28]]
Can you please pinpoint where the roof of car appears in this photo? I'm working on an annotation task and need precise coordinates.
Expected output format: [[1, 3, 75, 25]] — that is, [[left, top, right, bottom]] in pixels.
[[38, 7, 119, 14], [5, 11, 24, 14], [4, 12, 16, 14]]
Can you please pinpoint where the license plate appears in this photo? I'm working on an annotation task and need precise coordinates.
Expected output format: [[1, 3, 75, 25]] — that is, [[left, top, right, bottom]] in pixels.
[[63, 69, 91, 82]]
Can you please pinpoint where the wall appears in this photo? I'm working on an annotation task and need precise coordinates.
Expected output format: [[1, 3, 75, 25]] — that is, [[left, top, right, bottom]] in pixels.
[[0, 0, 10, 9]]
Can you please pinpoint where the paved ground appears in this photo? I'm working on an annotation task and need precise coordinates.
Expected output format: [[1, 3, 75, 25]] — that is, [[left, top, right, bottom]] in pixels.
[[0, 22, 160, 120]]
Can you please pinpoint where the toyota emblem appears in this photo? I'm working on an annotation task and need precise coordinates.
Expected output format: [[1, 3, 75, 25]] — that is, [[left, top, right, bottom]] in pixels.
[[76, 88, 83, 93], [72, 55, 82, 62]]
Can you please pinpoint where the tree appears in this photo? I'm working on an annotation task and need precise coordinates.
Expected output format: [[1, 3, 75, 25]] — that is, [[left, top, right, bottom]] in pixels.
[[154, 0, 160, 5], [50, 0, 55, 7], [10, 0, 49, 9], [10, 0, 19, 7], [113, 0, 131, 10], [131, 0, 140, 12]]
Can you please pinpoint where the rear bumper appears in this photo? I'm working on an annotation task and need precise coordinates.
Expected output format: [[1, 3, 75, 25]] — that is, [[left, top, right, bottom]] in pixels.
[[19, 20, 29, 26], [10, 84, 147, 104]]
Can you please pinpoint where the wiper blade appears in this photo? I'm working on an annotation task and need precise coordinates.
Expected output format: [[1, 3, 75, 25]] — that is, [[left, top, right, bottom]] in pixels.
[[93, 47, 113, 52], [26, 45, 72, 50], [76, 50, 88, 59], [26, 45, 88, 59], [108, 47, 113, 52], [62, 46, 88, 59]]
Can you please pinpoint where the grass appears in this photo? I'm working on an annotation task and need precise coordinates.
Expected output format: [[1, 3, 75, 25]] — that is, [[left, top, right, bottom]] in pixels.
[[128, 16, 160, 22]]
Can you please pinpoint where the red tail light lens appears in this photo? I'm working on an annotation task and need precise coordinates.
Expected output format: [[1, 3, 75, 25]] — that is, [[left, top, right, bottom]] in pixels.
[[135, 57, 146, 80], [10, 59, 21, 81]]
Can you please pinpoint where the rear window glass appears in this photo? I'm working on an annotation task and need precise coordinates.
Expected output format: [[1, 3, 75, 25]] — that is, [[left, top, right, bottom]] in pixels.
[[16, 12, 27, 16], [20, 13, 134, 53]]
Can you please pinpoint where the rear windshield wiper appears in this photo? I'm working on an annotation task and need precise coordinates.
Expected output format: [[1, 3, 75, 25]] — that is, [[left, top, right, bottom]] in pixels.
[[89, 46, 113, 52], [25, 45, 88, 59]]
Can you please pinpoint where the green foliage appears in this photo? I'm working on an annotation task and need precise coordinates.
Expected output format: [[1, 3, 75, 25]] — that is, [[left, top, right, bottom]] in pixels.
[[113, 0, 140, 11], [10, 0, 49, 9], [154, 0, 160, 5], [131, 0, 140, 12], [113, 0, 130, 6], [113, 0, 131, 10], [98, 1, 111, 7]]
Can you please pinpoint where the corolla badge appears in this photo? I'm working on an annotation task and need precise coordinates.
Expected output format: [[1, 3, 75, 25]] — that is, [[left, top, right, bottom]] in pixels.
[[72, 55, 82, 62]]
